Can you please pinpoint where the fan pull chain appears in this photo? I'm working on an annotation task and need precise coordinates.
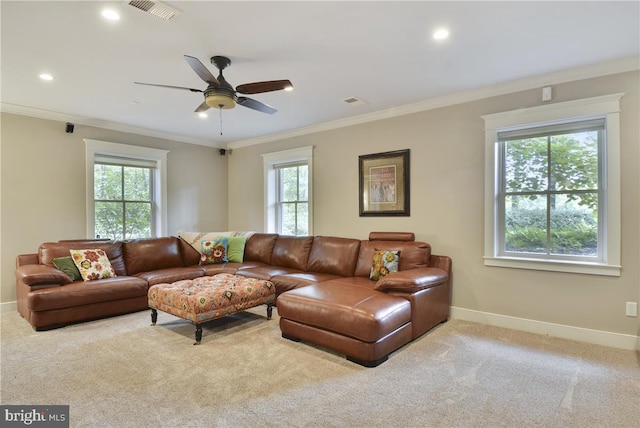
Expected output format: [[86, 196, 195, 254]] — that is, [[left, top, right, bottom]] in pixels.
[[218, 107, 223, 136]]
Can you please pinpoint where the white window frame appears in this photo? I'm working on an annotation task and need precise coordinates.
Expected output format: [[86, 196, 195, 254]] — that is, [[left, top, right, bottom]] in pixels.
[[262, 146, 314, 235], [482, 94, 623, 276], [85, 139, 169, 238]]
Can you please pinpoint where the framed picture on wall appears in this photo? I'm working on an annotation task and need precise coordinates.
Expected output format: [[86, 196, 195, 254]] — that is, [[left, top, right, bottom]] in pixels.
[[359, 149, 410, 216]]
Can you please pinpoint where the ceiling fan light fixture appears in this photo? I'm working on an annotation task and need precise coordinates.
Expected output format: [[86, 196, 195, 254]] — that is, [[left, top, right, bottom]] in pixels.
[[205, 93, 236, 109]]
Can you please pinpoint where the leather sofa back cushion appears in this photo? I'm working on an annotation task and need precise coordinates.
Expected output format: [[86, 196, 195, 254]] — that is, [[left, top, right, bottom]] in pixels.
[[354, 240, 431, 278], [369, 231, 415, 242], [179, 237, 201, 266], [39, 241, 127, 276], [244, 233, 278, 264], [123, 237, 183, 275], [270, 236, 314, 271], [306, 236, 361, 277]]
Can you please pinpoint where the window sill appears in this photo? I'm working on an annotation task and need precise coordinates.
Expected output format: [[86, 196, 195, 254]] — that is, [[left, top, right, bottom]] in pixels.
[[483, 256, 621, 277]]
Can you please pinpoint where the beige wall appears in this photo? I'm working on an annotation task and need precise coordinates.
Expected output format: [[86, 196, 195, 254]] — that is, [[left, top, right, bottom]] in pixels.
[[228, 71, 640, 337], [1, 113, 227, 303]]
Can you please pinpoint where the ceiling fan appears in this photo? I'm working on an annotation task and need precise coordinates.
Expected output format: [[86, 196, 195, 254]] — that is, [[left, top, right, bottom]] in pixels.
[[135, 55, 293, 115]]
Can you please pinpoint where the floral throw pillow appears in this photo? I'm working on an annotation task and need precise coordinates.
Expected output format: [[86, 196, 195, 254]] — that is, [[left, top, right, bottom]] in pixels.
[[200, 237, 229, 265], [69, 249, 116, 281], [369, 249, 400, 281]]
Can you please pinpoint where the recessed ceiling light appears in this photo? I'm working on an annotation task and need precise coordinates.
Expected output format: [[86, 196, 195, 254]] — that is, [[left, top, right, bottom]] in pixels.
[[102, 9, 120, 21], [433, 28, 449, 40], [198, 112, 208, 119], [284, 85, 294, 92], [39, 73, 54, 81]]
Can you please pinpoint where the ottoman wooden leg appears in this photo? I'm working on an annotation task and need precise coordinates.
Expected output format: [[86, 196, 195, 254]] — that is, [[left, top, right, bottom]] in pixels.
[[194, 324, 203, 345], [267, 303, 274, 320], [150, 309, 158, 326]]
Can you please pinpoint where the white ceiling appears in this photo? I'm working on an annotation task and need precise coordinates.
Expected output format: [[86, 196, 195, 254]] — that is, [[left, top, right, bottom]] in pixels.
[[1, 1, 639, 148]]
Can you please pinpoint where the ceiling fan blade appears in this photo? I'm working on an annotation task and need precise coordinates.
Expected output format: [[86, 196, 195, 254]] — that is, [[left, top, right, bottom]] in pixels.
[[236, 80, 293, 95], [237, 97, 277, 114], [184, 55, 219, 86], [194, 101, 210, 113], [135, 82, 203, 93]]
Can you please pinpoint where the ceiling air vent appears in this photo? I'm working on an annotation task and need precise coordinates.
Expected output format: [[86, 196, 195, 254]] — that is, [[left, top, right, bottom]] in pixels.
[[128, 1, 181, 21], [343, 96, 367, 106]]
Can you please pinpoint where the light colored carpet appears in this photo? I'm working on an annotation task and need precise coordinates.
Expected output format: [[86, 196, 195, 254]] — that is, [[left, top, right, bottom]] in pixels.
[[1, 307, 638, 428]]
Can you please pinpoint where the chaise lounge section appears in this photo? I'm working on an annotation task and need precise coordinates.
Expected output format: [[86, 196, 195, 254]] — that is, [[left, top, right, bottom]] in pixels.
[[15, 231, 451, 366]]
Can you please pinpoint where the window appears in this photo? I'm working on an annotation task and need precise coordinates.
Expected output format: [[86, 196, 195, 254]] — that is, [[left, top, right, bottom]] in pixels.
[[85, 139, 168, 239], [262, 146, 313, 235], [482, 94, 622, 276], [94, 157, 154, 239], [275, 162, 308, 235]]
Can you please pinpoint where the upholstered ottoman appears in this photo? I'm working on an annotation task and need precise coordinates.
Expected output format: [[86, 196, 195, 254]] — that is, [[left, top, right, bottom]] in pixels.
[[277, 281, 412, 367], [148, 273, 275, 344]]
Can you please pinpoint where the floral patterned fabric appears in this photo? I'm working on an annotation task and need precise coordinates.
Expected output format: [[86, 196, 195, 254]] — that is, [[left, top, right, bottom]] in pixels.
[[148, 274, 275, 323], [369, 249, 400, 280], [70, 249, 117, 281], [200, 238, 228, 265]]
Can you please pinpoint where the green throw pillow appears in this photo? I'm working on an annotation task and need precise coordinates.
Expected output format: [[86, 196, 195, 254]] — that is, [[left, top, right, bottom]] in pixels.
[[52, 256, 82, 281], [226, 236, 247, 263]]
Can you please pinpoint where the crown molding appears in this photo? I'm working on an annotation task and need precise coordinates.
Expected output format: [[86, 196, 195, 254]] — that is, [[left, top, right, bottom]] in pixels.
[[229, 56, 639, 149], [0, 103, 218, 147]]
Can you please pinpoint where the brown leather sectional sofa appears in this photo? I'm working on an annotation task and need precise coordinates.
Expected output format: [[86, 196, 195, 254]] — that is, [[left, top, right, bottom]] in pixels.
[[15, 232, 451, 366]]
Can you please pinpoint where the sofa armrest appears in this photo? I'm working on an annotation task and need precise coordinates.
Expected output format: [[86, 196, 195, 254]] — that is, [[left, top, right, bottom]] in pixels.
[[374, 267, 447, 293], [16, 264, 73, 287]]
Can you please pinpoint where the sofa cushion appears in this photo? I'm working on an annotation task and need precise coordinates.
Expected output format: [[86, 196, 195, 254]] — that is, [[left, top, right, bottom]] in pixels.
[[270, 236, 314, 271], [271, 272, 343, 295], [123, 237, 184, 275], [134, 267, 205, 286], [235, 266, 302, 281], [277, 282, 411, 343], [355, 240, 430, 277], [369, 232, 415, 241], [27, 276, 148, 312], [178, 237, 201, 266], [243, 233, 278, 264], [39, 241, 126, 276], [306, 236, 361, 277]]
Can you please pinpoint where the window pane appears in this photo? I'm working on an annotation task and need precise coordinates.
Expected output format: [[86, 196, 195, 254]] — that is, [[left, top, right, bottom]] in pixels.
[[125, 202, 152, 239], [550, 131, 599, 192], [281, 202, 296, 235], [296, 203, 308, 235], [504, 194, 547, 254], [550, 193, 598, 256], [95, 202, 124, 240], [504, 137, 548, 192], [124, 167, 151, 201], [280, 167, 298, 202], [94, 165, 122, 200], [298, 165, 308, 201]]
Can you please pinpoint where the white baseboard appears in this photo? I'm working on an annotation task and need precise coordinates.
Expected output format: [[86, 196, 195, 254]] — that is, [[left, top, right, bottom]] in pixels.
[[1, 301, 17, 313], [451, 307, 640, 351]]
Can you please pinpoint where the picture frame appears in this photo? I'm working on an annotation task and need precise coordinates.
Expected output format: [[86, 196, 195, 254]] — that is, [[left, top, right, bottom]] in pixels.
[[359, 149, 410, 217]]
